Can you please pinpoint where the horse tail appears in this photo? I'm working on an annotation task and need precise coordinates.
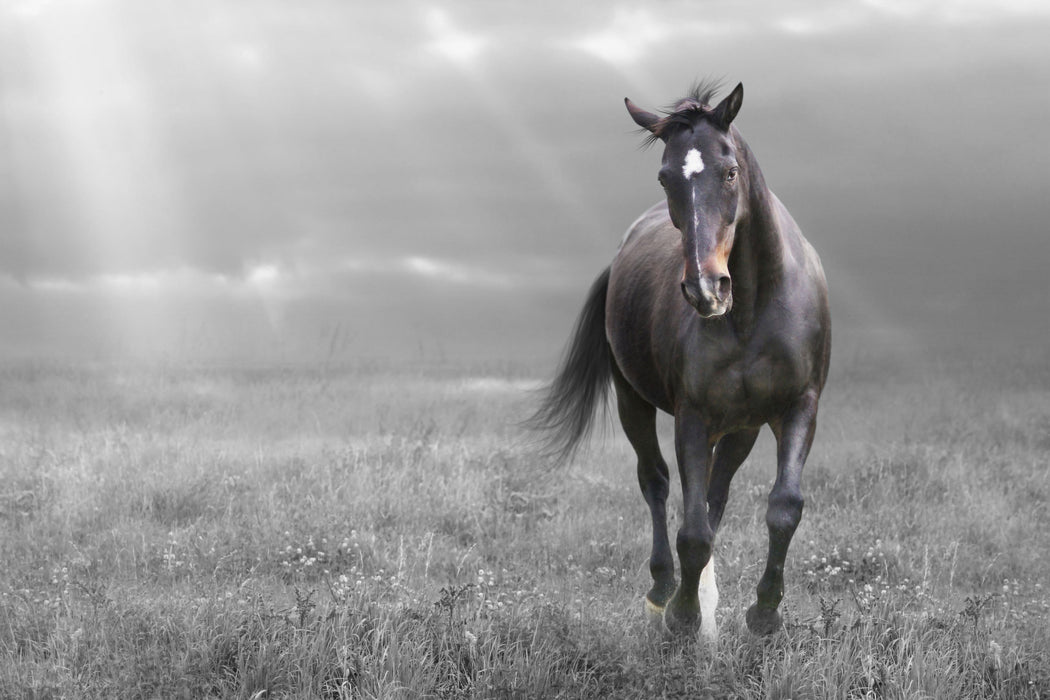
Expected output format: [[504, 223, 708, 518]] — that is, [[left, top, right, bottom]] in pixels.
[[527, 266, 613, 464]]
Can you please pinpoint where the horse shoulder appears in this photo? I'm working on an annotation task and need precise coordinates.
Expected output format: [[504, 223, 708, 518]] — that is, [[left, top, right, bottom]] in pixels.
[[744, 226, 830, 407], [607, 215, 681, 411]]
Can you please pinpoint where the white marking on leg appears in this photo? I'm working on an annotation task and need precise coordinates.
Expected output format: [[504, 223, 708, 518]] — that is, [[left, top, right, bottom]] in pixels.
[[699, 555, 718, 642], [682, 148, 704, 178]]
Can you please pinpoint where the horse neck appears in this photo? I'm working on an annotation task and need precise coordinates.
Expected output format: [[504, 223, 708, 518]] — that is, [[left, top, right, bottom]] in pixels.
[[727, 137, 786, 331]]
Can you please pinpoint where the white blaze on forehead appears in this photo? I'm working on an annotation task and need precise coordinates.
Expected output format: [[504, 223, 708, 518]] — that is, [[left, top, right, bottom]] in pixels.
[[682, 148, 704, 178]]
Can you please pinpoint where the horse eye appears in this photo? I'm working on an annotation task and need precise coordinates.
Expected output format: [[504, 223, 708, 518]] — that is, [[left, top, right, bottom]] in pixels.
[[725, 168, 739, 182], [658, 174, 667, 188]]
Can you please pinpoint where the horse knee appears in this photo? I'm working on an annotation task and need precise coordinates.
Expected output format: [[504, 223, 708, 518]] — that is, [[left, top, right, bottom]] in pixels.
[[766, 491, 804, 535], [676, 529, 713, 564]]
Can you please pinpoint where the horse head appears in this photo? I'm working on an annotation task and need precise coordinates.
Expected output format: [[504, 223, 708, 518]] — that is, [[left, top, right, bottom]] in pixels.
[[625, 83, 746, 318]]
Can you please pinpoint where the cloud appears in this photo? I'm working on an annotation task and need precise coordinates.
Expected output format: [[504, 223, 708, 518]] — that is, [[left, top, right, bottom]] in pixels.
[[424, 7, 488, 68], [23, 268, 224, 297], [859, 0, 1050, 22], [246, 263, 280, 287], [2, 0, 1048, 361], [568, 0, 1050, 61], [333, 254, 573, 294], [403, 256, 513, 289], [572, 7, 672, 68]]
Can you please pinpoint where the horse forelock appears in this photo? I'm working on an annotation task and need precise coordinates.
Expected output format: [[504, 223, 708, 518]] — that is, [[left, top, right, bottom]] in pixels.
[[672, 98, 707, 113], [640, 79, 725, 148], [684, 78, 723, 110]]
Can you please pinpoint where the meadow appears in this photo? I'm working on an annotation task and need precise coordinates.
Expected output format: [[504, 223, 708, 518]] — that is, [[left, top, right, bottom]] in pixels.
[[1, 347, 1048, 698]]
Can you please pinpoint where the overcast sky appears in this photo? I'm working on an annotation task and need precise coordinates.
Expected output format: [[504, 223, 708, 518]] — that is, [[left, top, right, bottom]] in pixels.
[[1, 0, 1047, 363]]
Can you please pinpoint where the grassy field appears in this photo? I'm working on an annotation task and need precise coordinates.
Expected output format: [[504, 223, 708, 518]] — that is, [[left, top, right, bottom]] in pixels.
[[1, 350, 1049, 698]]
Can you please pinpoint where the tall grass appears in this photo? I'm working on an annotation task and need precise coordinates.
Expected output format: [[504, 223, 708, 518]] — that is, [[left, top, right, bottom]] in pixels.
[[0, 356, 1048, 698]]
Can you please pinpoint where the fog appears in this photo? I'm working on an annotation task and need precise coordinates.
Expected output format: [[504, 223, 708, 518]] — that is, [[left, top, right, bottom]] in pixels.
[[1, 1, 1047, 366]]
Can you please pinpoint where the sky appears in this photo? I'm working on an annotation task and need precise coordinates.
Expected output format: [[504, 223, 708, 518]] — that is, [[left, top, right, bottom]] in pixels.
[[1, 0, 1048, 365]]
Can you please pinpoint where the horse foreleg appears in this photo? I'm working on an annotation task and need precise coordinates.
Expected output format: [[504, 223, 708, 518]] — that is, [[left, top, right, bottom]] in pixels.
[[664, 406, 714, 635], [747, 392, 819, 635], [695, 427, 759, 641]]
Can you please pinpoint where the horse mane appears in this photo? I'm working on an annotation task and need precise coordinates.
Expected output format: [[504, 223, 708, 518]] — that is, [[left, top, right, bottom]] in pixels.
[[641, 78, 724, 148]]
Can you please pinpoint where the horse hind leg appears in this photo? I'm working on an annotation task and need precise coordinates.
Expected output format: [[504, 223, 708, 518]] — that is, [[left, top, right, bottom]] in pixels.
[[611, 368, 675, 622]]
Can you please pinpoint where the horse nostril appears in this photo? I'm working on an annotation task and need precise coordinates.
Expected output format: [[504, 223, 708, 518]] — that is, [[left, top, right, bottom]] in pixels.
[[715, 275, 731, 302], [681, 281, 701, 306]]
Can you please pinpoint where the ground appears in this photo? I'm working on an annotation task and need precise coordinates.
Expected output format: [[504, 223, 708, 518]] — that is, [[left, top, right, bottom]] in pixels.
[[1, 350, 1048, 698]]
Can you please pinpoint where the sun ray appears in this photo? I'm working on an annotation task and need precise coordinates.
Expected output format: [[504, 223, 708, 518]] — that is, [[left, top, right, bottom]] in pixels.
[[419, 6, 614, 254], [8, 3, 189, 353]]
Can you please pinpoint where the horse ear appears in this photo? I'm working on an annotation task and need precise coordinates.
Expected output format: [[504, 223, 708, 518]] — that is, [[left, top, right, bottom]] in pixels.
[[625, 98, 661, 134], [712, 82, 744, 130]]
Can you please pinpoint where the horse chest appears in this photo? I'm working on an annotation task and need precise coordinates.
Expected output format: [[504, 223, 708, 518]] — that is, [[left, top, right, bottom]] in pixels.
[[685, 335, 810, 429]]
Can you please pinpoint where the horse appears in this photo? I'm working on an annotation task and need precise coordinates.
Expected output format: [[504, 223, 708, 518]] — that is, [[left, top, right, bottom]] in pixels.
[[530, 82, 831, 640]]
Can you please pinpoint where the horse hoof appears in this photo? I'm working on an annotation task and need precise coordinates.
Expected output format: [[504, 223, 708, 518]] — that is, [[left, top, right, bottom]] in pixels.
[[745, 604, 783, 635], [663, 606, 700, 636], [644, 597, 666, 627]]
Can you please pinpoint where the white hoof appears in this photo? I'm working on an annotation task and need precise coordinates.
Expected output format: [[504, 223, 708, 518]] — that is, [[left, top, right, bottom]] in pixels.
[[644, 596, 666, 627]]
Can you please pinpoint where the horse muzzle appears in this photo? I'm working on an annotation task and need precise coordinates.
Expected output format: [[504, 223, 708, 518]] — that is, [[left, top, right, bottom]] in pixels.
[[681, 274, 732, 318]]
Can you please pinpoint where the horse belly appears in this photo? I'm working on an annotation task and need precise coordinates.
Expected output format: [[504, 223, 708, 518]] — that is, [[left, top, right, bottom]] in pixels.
[[607, 325, 674, 413]]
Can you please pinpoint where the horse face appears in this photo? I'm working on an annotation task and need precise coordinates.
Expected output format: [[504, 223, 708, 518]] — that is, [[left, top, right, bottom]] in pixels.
[[626, 84, 745, 318]]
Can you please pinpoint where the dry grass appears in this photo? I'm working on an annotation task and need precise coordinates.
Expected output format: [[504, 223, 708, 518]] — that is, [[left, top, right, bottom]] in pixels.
[[1, 353, 1048, 698]]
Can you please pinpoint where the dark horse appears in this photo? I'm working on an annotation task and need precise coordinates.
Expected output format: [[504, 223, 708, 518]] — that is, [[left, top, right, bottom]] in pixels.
[[531, 83, 830, 639]]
